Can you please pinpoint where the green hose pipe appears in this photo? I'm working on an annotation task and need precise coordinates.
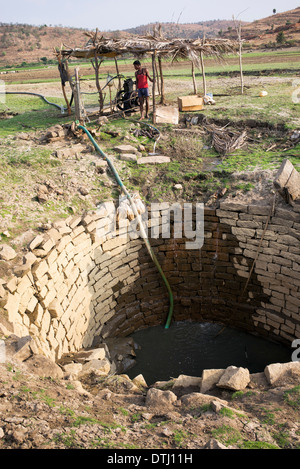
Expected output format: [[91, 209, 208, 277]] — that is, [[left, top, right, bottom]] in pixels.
[[77, 123, 174, 329]]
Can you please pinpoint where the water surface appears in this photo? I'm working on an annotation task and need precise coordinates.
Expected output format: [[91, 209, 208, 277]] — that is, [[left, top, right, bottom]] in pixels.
[[127, 321, 292, 385]]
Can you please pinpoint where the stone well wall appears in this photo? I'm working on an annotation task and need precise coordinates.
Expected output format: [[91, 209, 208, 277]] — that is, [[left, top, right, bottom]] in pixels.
[[1, 199, 299, 361]]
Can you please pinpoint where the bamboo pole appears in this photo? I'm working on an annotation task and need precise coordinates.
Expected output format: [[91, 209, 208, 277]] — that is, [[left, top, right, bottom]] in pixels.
[[152, 52, 157, 124]]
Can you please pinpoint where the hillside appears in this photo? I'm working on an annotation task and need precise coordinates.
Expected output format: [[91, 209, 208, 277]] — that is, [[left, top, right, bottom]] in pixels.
[[0, 24, 93, 66], [222, 7, 300, 46], [0, 7, 299, 67], [124, 19, 248, 39], [0, 20, 243, 67]]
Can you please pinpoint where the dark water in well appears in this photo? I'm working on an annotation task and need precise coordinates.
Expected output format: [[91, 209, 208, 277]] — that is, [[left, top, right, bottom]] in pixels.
[[127, 321, 292, 385]]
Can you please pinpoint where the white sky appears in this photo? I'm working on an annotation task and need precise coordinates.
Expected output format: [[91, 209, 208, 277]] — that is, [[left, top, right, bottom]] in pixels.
[[0, 0, 299, 31]]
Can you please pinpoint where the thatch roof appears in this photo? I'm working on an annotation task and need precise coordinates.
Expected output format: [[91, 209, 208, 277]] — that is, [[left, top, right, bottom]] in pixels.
[[58, 31, 238, 66]]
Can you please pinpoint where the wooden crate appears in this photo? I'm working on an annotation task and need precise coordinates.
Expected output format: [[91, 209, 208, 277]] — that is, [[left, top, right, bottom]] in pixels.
[[178, 95, 204, 112]]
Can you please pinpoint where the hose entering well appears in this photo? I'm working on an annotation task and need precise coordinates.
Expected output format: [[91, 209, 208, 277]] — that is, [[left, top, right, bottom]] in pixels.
[[77, 123, 174, 329]]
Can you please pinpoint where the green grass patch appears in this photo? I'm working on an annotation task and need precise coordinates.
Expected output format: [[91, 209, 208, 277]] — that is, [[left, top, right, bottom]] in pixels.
[[283, 385, 300, 409]]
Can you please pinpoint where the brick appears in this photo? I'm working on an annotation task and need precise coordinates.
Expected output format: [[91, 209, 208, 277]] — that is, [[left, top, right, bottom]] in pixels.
[[216, 210, 239, 219], [32, 259, 49, 279], [219, 202, 248, 212], [248, 205, 271, 215], [28, 235, 44, 251], [232, 227, 256, 238], [280, 235, 300, 246]]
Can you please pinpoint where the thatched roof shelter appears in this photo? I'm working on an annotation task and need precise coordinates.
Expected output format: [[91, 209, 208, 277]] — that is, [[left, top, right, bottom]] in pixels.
[[59, 32, 237, 66], [56, 30, 239, 122]]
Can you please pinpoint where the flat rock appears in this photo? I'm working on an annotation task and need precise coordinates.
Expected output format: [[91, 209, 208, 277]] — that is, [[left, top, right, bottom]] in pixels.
[[200, 369, 224, 393], [173, 374, 202, 389], [156, 106, 179, 125], [114, 144, 139, 154], [137, 156, 170, 165], [119, 153, 138, 162]]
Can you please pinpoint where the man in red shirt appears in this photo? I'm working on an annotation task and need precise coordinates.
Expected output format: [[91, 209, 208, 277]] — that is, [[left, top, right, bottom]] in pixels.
[[133, 60, 153, 120]]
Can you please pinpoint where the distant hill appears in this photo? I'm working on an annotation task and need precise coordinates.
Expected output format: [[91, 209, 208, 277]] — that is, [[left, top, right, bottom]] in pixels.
[[0, 7, 299, 66], [0, 23, 90, 66], [222, 7, 300, 46], [123, 19, 248, 39]]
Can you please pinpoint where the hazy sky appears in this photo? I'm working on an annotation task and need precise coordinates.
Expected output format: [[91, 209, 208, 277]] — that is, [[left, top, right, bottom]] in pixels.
[[0, 0, 299, 30]]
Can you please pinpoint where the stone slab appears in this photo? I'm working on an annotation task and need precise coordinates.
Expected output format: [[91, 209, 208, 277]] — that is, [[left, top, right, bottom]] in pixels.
[[137, 156, 170, 165]]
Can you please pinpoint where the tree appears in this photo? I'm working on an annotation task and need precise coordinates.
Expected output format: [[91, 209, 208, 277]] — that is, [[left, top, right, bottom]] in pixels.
[[273, 8, 276, 14], [276, 31, 286, 44]]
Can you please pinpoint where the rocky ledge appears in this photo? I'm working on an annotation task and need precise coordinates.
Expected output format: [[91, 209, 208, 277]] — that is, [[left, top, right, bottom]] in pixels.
[[0, 330, 300, 450]]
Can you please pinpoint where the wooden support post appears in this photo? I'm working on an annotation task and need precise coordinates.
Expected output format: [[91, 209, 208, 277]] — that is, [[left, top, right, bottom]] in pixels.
[[155, 59, 160, 95], [237, 22, 244, 95], [191, 61, 197, 95], [200, 49, 206, 96], [92, 53, 104, 115], [73, 67, 82, 122], [152, 52, 157, 124], [158, 55, 165, 105], [233, 15, 244, 95], [114, 57, 122, 91], [57, 53, 72, 116]]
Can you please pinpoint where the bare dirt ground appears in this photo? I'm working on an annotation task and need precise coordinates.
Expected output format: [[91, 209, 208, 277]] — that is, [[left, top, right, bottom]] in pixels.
[[1, 352, 300, 450]]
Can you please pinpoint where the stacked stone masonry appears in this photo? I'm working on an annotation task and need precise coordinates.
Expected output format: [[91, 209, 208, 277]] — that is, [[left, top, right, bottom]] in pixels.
[[1, 200, 299, 361]]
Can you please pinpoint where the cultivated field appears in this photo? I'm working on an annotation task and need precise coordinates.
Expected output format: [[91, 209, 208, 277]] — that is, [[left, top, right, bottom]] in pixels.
[[0, 48, 299, 242]]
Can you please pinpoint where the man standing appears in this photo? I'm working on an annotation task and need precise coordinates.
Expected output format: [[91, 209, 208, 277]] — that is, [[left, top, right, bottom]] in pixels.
[[133, 60, 153, 120]]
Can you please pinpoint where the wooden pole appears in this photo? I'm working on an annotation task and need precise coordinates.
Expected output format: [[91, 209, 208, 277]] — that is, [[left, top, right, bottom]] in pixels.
[[191, 61, 197, 95], [157, 24, 165, 105], [232, 15, 244, 95], [57, 53, 72, 116], [158, 55, 165, 104], [237, 22, 244, 95], [114, 57, 122, 91], [92, 53, 104, 115], [200, 49, 206, 96], [74, 67, 82, 122], [152, 52, 157, 124], [155, 59, 160, 95]]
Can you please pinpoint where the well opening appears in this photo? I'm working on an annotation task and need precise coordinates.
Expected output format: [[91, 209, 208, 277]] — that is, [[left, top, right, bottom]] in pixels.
[[2, 199, 299, 374]]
